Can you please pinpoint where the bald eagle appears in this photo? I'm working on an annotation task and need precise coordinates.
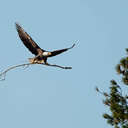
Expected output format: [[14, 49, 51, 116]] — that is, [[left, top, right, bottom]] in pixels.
[[15, 23, 75, 64]]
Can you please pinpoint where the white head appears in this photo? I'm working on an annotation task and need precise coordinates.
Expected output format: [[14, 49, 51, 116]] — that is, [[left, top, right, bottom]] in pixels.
[[43, 52, 51, 56]]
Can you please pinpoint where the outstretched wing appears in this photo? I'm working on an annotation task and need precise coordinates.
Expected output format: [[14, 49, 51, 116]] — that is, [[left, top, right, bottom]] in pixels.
[[15, 23, 44, 55], [48, 44, 75, 57]]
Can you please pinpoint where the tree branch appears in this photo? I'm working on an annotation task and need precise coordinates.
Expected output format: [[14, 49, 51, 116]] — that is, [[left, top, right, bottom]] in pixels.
[[0, 62, 72, 81]]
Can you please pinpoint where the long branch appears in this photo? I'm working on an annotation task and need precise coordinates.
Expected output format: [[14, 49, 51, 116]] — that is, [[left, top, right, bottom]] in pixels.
[[0, 62, 72, 81]]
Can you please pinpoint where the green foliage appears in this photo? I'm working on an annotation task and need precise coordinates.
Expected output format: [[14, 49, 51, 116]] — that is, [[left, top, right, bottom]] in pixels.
[[97, 49, 128, 128]]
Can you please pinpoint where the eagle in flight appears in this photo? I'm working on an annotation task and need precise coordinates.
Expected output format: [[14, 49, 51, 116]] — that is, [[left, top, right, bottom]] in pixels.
[[15, 23, 75, 64]]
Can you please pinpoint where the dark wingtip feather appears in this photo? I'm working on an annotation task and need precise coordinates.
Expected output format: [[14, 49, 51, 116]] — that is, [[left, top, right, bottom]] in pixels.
[[15, 22, 19, 28], [15, 22, 23, 31], [68, 43, 75, 49]]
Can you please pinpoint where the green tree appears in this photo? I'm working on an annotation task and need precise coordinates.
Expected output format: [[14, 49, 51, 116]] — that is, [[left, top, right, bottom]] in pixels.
[[96, 49, 128, 128]]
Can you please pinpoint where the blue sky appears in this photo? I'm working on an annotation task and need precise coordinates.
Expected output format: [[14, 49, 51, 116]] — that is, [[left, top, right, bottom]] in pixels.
[[0, 0, 128, 128]]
